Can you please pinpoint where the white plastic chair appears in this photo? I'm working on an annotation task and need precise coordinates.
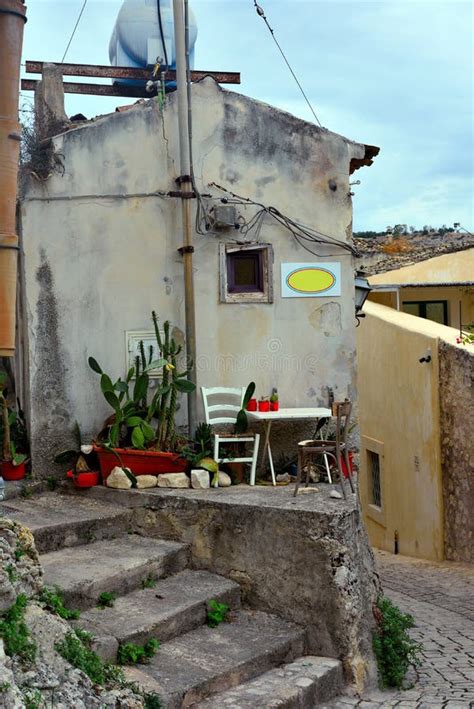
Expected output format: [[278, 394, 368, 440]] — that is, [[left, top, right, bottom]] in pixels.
[[201, 386, 261, 486]]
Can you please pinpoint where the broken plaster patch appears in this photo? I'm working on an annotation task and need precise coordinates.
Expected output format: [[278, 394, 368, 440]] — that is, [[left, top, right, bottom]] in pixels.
[[309, 302, 341, 336]]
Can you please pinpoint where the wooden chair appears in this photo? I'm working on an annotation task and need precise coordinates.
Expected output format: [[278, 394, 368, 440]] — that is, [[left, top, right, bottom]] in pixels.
[[201, 387, 261, 486], [293, 400, 354, 498]]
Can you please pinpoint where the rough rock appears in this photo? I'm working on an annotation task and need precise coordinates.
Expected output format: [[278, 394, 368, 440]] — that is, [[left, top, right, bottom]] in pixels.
[[0, 519, 43, 612], [218, 471, 232, 487], [330, 490, 343, 499], [276, 473, 291, 483], [135, 475, 158, 489], [157, 473, 190, 489], [106, 467, 132, 490], [0, 522, 145, 707], [191, 470, 210, 489]]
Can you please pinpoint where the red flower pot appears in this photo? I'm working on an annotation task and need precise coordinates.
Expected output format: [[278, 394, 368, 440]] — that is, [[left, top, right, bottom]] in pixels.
[[341, 451, 355, 479], [67, 469, 100, 488], [258, 400, 270, 412], [270, 401, 279, 411], [1, 461, 26, 481], [93, 445, 187, 484], [246, 398, 257, 411]]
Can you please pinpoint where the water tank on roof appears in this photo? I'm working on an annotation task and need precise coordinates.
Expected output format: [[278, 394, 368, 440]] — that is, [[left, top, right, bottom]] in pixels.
[[109, 0, 197, 83]]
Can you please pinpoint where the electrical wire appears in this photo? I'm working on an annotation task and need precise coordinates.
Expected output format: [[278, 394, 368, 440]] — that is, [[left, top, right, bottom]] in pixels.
[[61, 0, 88, 63], [156, 0, 169, 69], [252, 1, 323, 128], [209, 182, 358, 256]]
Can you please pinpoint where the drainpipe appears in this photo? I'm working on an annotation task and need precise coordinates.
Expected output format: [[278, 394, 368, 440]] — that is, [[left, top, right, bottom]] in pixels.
[[0, 0, 27, 357], [172, 0, 197, 434]]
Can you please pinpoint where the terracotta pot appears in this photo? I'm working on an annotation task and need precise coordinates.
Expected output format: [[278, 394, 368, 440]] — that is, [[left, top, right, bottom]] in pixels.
[[224, 462, 245, 484], [258, 400, 270, 412], [67, 469, 100, 488], [1, 461, 26, 481], [246, 398, 257, 412], [93, 445, 187, 484]]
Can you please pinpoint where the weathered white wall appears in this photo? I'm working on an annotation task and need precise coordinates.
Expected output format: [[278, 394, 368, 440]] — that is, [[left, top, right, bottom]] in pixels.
[[21, 79, 367, 473]]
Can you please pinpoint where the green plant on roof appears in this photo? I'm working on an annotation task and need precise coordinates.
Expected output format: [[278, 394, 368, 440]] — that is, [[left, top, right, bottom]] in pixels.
[[206, 599, 230, 628], [372, 595, 422, 689]]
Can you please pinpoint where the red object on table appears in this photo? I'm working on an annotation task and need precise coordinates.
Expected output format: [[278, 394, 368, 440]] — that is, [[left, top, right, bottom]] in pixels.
[[258, 400, 270, 412], [246, 398, 257, 411], [269, 401, 279, 411]]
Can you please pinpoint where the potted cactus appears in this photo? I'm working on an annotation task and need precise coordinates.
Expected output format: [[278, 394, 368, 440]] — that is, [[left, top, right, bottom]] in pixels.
[[0, 372, 28, 481], [89, 311, 195, 482]]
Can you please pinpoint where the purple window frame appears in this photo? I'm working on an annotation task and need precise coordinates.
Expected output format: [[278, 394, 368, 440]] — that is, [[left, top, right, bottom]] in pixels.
[[226, 250, 264, 293]]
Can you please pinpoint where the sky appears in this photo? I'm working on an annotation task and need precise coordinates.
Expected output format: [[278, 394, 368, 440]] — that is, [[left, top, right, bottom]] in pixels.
[[20, 0, 473, 231]]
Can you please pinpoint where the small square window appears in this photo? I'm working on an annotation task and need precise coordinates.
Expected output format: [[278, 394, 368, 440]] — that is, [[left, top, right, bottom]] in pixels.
[[219, 244, 273, 303]]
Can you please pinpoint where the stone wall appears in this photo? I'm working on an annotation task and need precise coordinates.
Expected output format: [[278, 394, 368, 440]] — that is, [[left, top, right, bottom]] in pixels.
[[439, 342, 474, 562], [123, 486, 380, 691]]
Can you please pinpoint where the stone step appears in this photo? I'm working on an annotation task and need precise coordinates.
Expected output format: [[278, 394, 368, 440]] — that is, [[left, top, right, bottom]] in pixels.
[[196, 656, 344, 708], [41, 534, 189, 610], [123, 609, 305, 709], [75, 569, 241, 660], [0, 492, 132, 553]]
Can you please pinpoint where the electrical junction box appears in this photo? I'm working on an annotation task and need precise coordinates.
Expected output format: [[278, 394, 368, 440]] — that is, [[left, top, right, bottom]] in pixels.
[[212, 205, 237, 229], [125, 330, 163, 379]]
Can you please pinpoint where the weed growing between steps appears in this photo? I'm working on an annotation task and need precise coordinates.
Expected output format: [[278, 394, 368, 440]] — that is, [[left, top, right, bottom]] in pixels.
[[118, 638, 160, 665], [39, 586, 80, 620], [56, 630, 162, 705], [141, 575, 157, 589], [0, 594, 37, 663], [97, 591, 117, 609], [206, 599, 230, 628], [23, 689, 42, 709], [373, 595, 422, 689], [56, 629, 123, 685]]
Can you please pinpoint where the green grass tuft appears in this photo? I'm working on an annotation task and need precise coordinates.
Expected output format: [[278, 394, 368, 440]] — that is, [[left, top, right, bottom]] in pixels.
[[206, 599, 230, 628], [0, 594, 37, 663], [372, 594, 423, 689], [117, 638, 160, 665], [39, 586, 80, 620]]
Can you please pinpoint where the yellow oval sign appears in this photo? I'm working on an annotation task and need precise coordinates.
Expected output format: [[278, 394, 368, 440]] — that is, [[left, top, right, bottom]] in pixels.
[[286, 267, 335, 294]]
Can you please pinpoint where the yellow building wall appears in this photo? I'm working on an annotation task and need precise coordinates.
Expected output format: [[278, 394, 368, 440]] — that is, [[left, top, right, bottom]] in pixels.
[[368, 286, 474, 329], [357, 301, 445, 561]]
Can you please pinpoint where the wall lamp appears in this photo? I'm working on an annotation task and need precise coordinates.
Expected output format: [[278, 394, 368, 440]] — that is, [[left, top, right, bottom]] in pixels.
[[355, 272, 372, 326]]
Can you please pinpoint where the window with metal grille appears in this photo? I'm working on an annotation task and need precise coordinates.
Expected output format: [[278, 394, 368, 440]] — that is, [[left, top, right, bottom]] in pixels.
[[369, 450, 382, 507]]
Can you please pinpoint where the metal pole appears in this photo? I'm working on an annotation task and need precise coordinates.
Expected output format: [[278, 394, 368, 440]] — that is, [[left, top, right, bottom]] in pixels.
[[0, 0, 27, 356], [172, 0, 197, 434]]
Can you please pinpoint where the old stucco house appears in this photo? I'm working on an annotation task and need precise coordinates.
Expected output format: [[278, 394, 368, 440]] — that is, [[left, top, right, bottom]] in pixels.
[[18, 77, 378, 474]]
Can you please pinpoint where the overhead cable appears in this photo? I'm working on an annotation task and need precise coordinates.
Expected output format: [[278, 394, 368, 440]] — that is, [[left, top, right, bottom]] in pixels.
[[61, 0, 88, 63], [252, 0, 323, 128]]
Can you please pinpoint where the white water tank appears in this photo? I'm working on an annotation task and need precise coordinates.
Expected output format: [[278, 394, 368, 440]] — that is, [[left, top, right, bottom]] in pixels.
[[109, 0, 197, 73]]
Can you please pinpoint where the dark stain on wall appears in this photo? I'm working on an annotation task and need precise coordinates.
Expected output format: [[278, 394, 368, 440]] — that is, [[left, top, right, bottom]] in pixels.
[[31, 249, 74, 477]]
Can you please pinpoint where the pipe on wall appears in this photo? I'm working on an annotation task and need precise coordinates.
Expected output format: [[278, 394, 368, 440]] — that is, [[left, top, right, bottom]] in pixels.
[[0, 0, 27, 357]]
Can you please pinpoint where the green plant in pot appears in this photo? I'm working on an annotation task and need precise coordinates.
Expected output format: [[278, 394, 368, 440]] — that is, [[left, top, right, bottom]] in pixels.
[[0, 372, 28, 480], [88, 311, 196, 481], [54, 422, 100, 487], [182, 422, 219, 487]]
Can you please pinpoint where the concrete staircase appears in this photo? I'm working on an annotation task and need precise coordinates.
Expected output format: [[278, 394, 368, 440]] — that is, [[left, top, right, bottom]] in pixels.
[[1, 493, 344, 707]]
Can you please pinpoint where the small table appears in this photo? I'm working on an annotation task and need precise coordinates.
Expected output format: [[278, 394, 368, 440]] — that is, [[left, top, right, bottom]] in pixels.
[[247, 407, 332, 485]]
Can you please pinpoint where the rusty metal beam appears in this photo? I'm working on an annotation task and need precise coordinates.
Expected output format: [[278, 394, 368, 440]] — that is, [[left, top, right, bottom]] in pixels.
[[25, 61, 240, 84], [22, 79, 161, 98]]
